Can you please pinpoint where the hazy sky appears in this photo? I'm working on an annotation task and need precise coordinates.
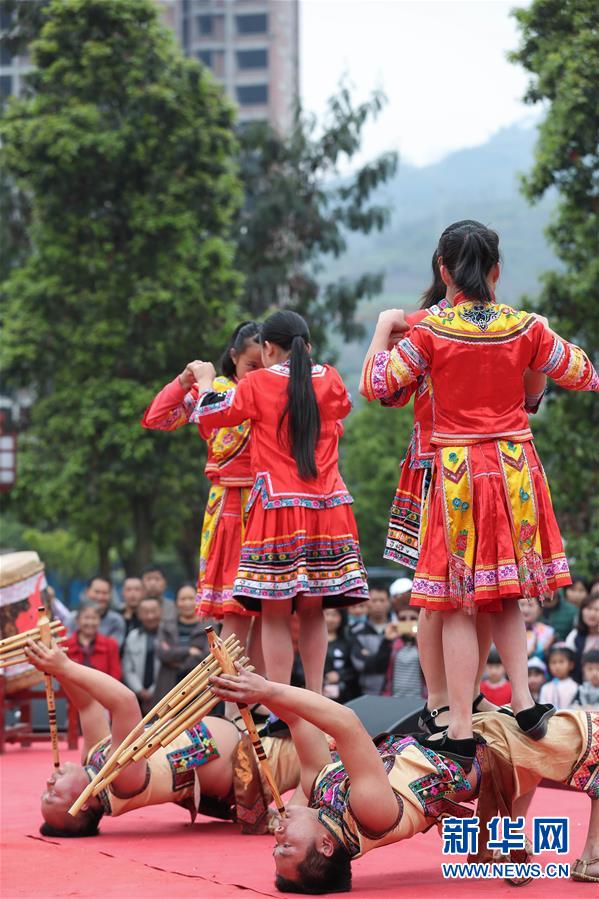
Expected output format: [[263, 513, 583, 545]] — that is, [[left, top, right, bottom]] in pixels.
[[300, 0, 536, 167]]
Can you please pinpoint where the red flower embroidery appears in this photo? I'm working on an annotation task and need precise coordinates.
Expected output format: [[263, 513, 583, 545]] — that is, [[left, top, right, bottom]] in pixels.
[[455, 531, 468, 554], [520, 520, 535, 544]]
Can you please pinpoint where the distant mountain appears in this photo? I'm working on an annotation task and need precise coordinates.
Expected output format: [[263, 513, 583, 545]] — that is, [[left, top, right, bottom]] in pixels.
[[331, 124, 556, 387]]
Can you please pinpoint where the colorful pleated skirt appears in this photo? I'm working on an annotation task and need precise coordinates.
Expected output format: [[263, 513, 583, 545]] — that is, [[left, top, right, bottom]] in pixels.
[[232, 501, 369, 612], [384, 448, 431, 571], [196, 486, 257, 619], [410, 440, 571, 612]]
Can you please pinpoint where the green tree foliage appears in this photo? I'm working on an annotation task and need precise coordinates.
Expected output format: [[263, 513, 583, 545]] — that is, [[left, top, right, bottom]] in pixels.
[[0, 0, 241, 575], [342, 399, 414, 567], [235, 87, 398, 350], [511, 0, 599, 576]]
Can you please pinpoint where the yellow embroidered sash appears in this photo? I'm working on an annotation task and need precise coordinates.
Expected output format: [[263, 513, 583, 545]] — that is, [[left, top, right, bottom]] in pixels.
[[440, 447, 476, 610], [497, 441, 548, 599], [208, 376, 251, 466]]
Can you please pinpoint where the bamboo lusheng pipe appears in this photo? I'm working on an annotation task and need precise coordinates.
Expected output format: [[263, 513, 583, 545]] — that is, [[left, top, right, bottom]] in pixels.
[[0, 620, 64, 652], [37, 607, 61, 769], [115, 658, 239, 768], [155, 657, 253, 750], [0, 645, 68, 668], [129, 650, 247, 760], [94, 655, 253, 795], [90, 689, 225, 795], [0, 637, 67, 665], [111, 644, 243, 768], [68, 634, 240, 817], [205, 626, 286, 817]]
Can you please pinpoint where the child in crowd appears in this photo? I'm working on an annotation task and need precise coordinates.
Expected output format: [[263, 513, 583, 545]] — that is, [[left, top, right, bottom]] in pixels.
[[539, 588, 578, 641], [346, 599, 369, 628], [539, 644, 579, 709], [142, 323, 262, 655], [349, 585, 392, 695], [381, 607, 424, 698], [565, 594, 599, 681], [572, 650, 599, 709], [389, 577, 413, 614], [323, 608, 358, 704], [520, 598, 555, 661], [527, 657, 548, 702], [565, 575, 590, 609], [480, 648, 512, 707], [187, 310, 368, 694]]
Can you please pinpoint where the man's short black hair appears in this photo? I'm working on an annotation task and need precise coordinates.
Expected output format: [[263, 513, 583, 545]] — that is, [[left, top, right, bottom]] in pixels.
[[368, 582, 390, 596], [487, 648, 502, 665], [138, 595, 161, 606], [582, 649, 599, 666], [141, 565, 166, 577], [40, 805, 103, 838], [275, 842, 352, 894], [86, 575, 112, 589]]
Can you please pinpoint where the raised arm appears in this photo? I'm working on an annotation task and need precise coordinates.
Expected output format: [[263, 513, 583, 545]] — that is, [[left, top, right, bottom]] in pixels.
[[188, 361, 258, 429], [530, 321, 598, 392], [141, 364, 200, 431], [360, 313, 429, 402], [211, 667, 400, 834], [359, 309, 410, 395], [25, 644, 110, 761], [25, 642, 147, 794]]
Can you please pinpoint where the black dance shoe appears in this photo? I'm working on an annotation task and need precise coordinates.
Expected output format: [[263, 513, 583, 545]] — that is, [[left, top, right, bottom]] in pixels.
[[472, 692, 515, 719], [418, 703, 449, 735], [515, 702, 555, 740], [417, 732, 476, 772]]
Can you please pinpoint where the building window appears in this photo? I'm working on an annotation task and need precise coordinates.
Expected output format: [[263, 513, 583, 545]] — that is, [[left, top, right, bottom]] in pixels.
[[236, 49, 268, 70], [197, 50, 213, 68], [0, 74, 13, 102], [236, 84, 268, 106], [236, 14, 267, 35], [197, 14, 213, 35], [0, 44, 12, 66], [0, 8, 13, 30]]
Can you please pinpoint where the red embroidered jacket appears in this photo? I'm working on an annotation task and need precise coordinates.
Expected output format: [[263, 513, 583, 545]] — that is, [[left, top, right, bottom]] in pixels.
[[363, 298, 598, 447]]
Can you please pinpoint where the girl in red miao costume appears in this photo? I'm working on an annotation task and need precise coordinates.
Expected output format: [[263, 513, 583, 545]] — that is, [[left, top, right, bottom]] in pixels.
[[378, 240, 548, 738], [361, 219, 598, 767], [142, 323, 263, 656], [188, 310, 368, 694]]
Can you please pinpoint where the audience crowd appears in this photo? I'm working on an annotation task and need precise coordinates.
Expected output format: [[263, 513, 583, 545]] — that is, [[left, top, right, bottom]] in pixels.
[[51, 570, 599, 712]]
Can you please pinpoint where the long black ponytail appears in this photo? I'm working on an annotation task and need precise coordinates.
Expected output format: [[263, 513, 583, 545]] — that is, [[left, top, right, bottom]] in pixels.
[[220, 321, 261, 379], [261, 310, 321, 480], [419, 249, 445, 309], [436, 219, 500, 303]]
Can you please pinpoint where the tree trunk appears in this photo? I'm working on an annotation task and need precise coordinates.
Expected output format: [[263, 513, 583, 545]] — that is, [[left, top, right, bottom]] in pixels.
[[176, 513, 200, 581], [98, 538, 111, 580], [129, 496, 154, 575]]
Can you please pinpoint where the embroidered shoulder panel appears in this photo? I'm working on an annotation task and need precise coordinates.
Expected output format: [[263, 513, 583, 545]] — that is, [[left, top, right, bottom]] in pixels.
[[416, 303, 536, 344]]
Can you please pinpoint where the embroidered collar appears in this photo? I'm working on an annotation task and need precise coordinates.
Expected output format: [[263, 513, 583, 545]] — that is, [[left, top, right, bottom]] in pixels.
[[453, 291, 496, 307], [269, 360, 324, 376]]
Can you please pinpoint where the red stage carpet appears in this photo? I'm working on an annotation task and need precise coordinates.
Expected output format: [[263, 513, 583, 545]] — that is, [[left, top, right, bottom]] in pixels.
[[0, 742, 593, 898]]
